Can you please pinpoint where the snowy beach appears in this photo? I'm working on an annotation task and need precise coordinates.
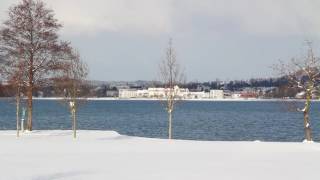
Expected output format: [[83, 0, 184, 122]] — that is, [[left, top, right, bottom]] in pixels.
[[1, 130, 320, 180]]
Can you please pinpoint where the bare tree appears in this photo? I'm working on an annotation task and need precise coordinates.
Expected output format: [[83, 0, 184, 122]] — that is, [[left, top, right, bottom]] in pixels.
[[0, 0, 71, 131], [276, 42, 320, 141], [0, 47, 27, 137], [159, 38, 185, 139], [55, 49, 89, 138], [13, 63, 25, 137]]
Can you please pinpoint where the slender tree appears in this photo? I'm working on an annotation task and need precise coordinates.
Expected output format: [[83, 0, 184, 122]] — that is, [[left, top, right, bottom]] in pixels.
[[159, 38, 185, 139], [0, 47, 27, 137], [0, 0, 71, 131], [276, 42, 320, 141], [55, 49, 88, 138], [13, 63, 26, 137]]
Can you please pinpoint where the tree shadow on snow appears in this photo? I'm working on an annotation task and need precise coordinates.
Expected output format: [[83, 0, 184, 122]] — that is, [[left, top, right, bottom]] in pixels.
[[32, 170, 92, 180], [97, 135, 132, 141]]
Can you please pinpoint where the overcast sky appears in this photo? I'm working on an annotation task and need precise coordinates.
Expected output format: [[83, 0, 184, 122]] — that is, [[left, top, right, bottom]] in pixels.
[[1, 0, 320, 81]]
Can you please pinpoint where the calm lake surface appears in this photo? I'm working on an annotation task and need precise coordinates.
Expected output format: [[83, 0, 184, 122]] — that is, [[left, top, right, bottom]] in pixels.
[[1, 99, 320, 142]]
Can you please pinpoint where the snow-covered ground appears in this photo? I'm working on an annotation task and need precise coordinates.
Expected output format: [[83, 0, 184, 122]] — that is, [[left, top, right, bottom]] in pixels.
[[1, 130, 320, 180]]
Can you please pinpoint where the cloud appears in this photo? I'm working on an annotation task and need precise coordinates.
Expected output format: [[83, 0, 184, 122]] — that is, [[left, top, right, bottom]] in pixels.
[[1, 0, 320, 37], [177, 0, 320, 36], [46, 0, 174, 35]]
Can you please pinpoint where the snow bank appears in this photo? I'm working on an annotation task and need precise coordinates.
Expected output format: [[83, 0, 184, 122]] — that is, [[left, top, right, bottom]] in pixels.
[[1, 130, 320, 180]]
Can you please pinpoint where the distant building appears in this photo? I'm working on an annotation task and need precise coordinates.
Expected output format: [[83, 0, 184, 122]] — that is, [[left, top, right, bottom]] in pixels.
[[231, 93, 242, 99], [119, 86, 190, 99], [222, 90, 232, 98], [240, 90, 258, 98], [118, 87, 228, 100], [148, 87, 166, 98], [209, 90, 224, 99], [119, 89, 138, 98], [189, 91, 208, 99], [175, 86, 189, 98], [147, 86, 189, 98], [137, 89, 149, 98], [106, 90, 118, 97]]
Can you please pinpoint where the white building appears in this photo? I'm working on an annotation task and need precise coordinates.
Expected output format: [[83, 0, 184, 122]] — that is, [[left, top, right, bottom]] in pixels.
[[174, 86, 189, 98], [118, 89, 138, 98], [231, 93, 242, 99], [209, 90, 224, 99], [189, 91, 209, 99], [119, 86, 191, 99], [148, 86, 190, 98], [136, 89, 149, 98], [119, 87, 225, 99], [147, 88, 166, 98]]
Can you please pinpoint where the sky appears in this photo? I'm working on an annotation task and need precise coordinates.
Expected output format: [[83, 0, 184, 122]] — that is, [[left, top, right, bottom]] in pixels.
[[1, 0, 320, 82]]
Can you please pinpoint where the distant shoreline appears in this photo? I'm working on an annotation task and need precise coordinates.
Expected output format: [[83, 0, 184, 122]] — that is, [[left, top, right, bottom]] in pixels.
[[1, 97, 315, 102]]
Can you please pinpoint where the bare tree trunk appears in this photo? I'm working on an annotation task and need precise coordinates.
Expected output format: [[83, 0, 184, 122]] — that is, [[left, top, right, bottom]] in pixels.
[[73, 108, 77, 139], [159, 38, 184, 140], [168, 110, 172, 139], [27, 85, 33, 131], [27, 60, 33, 131], [303, 92, 312, 141], [16, 91, 20, 138], [70, 100, 77, 139]]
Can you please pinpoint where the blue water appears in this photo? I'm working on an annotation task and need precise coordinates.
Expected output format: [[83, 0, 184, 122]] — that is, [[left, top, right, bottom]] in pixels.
[[0, 99, 320, 142]]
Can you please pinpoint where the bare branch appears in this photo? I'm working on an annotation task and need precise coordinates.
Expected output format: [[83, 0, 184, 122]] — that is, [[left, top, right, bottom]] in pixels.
[[0, 0, 74, 130], [158, 38, 186, 139]]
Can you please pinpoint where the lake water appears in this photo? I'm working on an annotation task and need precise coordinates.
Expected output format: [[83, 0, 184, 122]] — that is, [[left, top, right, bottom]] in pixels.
[[0, 99, 320, 142]]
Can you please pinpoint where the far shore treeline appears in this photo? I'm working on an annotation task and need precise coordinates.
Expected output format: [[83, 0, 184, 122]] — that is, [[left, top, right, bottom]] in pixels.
[[0, 77, 295, 99]]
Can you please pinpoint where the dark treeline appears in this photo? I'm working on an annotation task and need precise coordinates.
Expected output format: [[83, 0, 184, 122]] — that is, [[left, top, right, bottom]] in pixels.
[[0, 82, 91, 98], [183, 77, 288, 91]]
